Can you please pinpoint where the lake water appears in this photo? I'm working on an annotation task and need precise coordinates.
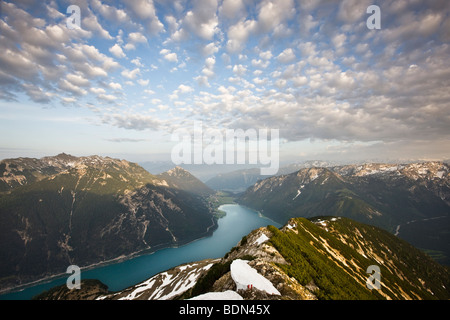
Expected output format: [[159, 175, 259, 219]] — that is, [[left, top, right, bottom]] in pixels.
[[0, 204, 281, 300]]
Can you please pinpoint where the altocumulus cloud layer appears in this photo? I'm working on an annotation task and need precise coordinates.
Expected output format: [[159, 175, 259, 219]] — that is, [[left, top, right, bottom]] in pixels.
[[0, 0, 449, 161]]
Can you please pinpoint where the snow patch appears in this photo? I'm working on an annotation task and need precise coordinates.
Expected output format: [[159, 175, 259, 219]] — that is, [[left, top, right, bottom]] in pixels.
[[435, 171, 445, 179], [292, 189, 301, 200], [189, 290, 243, 300], [292, 185, 305, 200], [253, 234, 269, 246], [230, 259, 280, 295]]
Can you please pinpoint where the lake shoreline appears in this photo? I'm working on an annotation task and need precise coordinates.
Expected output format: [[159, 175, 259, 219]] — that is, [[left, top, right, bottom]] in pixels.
[[0, 214, 220, 297], [1, 204, 279, 300]]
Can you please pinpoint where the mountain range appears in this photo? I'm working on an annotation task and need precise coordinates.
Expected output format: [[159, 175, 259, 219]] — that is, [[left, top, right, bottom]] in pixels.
[[0, 154, 215, 291], [2, 154, 449, 300], [238, 162, 450, 265], [34, 216, 450, 300], [204, 160, 342, 192]]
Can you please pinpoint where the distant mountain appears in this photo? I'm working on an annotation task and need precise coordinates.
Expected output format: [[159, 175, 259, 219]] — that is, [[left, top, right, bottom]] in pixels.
[[205, 161, 341, 192], [205, 168, 262, 192], [0, 154, 216, 291], [139, 161, 258, 182], [36, 216, 450, 300], [157, 166, 214, 196], [238, 162, 450, 264]]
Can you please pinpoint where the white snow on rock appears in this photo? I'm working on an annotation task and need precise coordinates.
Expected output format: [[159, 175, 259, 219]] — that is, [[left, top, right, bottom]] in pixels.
[[253, 234, 269, 246], [292, 189, 301, 200], [189, 290, 243, 300], [292, 185, 305, 200], [113, 261, 215, 300], [230, 259, 280, 295], [436, 171, 445, 179]]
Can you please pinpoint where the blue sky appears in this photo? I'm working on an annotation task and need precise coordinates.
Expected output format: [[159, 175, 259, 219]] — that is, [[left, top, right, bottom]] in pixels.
[[1, 0, 449, 165]]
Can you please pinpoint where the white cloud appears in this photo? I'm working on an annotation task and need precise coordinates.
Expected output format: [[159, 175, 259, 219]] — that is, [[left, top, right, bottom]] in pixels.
[[131, 57, 143, 67], [160, 49, 178, 62], [109, 82, 123, 90], [121, 68, 140, 79], [90, 87, 106, 94], [82, 14, 113, 40], [58, 79, 87, 96], [259, 50, 273, 60], [220, 0, 246, 19], [226, 19, 257, 53], [177, 84, 194, 93], [183, 0, 219, 40], [232, 64, 247, 76], [128, 32, 148, 44], [109, 44, 126, 58], [66, 73, 90, 87], [292, 76, 308, 87], [124, 0, 164, 34], [337, 0, 371, 23], [257, 0, 295, 32], [201, 56, 216, 79], [91, 0, 129, 24], [203, 42, 219, 56], [251, 59, 270, 69], [277, 48, 296, 63], [137, 79, 149, 86], [61, 97, 77, 104], [98, 93, 118, 102]]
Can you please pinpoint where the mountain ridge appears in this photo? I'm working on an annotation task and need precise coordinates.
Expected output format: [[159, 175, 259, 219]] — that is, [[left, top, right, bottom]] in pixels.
[[34, 216, 450, 300], [0, 154, 216, 291]]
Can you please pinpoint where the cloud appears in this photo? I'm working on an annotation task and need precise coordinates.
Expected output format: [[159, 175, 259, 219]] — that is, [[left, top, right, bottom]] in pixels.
[[201, 56, 216, 80], [90, 87, 106, 94], [160, 49, 178, 62], [98, 93, 118, 102], [277, 48, 296, 63], [61, 97, 77, 104], [1, 0, 450, 163], [82, 14, 113, 40], [220, 0, 246, 19], [178, 84, 194, 94], [124, 32, 148, 50], [124, 0, 164, 34], [226, 19, 257, 53], [108, 82, 123, 90], [104, 113, 162, 131], [137, 79, 149, 86], [131, 57, 144, 67], [257, 0, 296, 33], [109, 44, 126, 58], [65, 73, 90, 87], [91, 0, 130, 24], [203, 42, 219, 56], [121, 68, 141, 79], [183, 0, 219, 40], [58, 79, 87, 96], [259, 50, 273, 60], [232, 64, 247, 76], [337, 0, 371, 23]]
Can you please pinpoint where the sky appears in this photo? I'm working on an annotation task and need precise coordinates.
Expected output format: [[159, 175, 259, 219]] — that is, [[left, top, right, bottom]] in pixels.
[[0, 0, 449, 167]]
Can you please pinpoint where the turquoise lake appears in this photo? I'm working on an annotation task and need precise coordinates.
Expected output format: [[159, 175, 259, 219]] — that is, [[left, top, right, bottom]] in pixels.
[[0, 204, 281, 300]]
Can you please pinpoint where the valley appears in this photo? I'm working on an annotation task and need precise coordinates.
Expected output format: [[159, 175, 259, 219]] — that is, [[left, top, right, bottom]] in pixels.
[[34, 214, 450, 300], [1, 154, 449, 301], [0, 154, 217, 292]]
